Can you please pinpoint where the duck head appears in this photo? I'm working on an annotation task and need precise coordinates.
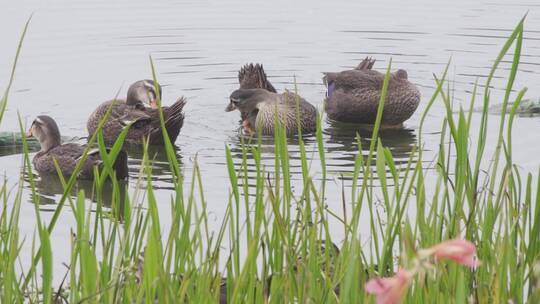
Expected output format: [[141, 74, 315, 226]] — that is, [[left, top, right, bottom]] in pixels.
[[126, 80, 162, 109], [394, 69, 408, 80], [226, 89, 272, 135], [26, 115, 62, 152], [226, 88, 270, 113]]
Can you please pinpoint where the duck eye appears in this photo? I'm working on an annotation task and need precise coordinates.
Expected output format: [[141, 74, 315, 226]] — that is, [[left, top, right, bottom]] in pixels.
[[231, 97, 240, 104]]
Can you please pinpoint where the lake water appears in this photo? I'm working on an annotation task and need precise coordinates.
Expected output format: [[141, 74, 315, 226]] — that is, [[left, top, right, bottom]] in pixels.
[[1, 0, 540, 283]]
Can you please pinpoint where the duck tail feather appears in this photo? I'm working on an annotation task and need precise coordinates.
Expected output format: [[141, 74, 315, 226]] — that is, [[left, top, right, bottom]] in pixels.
[[238, 63, 277, 93], [356, 57, 376, 70], [163, 112, 184, 143], [164, 96, 187, 119], [153, 97, 186, 143]]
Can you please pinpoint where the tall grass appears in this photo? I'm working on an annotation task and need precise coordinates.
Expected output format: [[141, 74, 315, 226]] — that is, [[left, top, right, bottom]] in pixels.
[[1, 17, 539, 303]]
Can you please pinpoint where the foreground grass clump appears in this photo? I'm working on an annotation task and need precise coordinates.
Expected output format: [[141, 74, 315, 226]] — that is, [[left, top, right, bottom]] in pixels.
[[1, 17, 540, 304]]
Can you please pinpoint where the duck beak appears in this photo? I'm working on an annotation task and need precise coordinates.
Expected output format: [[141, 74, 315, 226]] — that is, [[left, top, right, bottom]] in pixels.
[[225, 102, 236, 112], [26, 129, 33, 138], [150, 99, 159, 109]]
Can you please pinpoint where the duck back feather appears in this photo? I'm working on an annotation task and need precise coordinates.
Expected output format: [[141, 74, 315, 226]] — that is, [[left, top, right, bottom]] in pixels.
[[255, 91, 317, 136], [33, 143, 129, 179], [324, 57, 420, 126]]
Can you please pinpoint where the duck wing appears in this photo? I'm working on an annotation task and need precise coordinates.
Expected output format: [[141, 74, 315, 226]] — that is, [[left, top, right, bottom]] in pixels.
[[324, 69, 381, 100], [87, 99, 121, 137], [333, 69, 385, 91], [116, 108, 152, 127], [88, 99, 144, 144], [80, 147, 128, 179], [33, 143, 83, 176], [256, 91, 317, 135], [97, 102, 156, 144], [280, 91, 317, 133], [323, 57, 376, 85], [52, 144, 105, 178]]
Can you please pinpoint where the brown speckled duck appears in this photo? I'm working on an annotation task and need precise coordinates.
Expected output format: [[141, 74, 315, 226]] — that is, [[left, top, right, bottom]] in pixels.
[[226, 64, 317, 136], [27, 115, 128, 179], [324, 57, 420, 127], [87, 80, 186, 145]]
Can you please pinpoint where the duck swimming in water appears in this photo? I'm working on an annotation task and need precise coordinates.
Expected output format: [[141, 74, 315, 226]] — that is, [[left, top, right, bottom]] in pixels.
[[324, 57, 420, 127], [226, 64, 317, 136], [87, 80, 186, 145], [27, 115, 128, 179]]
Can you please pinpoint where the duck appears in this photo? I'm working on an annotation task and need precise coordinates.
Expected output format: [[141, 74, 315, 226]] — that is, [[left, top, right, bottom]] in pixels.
[[87, 80, 186, 145], [226, 64, 317, 136], [27, 115, 129, 180], [323, 57, 420, 127]]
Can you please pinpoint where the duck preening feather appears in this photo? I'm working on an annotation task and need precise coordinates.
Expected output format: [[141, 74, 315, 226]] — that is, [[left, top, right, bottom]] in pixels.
[[324, 57, 420, 126], [227, 64, 317, 136], [227, 88, 317, 136], [87, 80, 186, 145]]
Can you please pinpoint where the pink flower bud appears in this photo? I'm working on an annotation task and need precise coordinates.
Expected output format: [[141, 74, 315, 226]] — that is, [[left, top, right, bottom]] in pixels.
[[365, 268, 412, 304], [428, 239, 480, 268]]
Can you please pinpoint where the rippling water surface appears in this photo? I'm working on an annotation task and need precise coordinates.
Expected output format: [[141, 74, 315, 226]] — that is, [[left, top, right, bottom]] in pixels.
[[1, 0, 540, 276]]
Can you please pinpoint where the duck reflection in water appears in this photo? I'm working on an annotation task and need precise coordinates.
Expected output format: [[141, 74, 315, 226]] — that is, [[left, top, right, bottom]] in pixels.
[[26, 171, 128, 217], [224, 131, 318, 196], [325, 121, 416, 157], [323, 120, 417, 181], [225, 120, 417, 187], [123, 144, 183, 190], [26, 143, 183, 210]]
